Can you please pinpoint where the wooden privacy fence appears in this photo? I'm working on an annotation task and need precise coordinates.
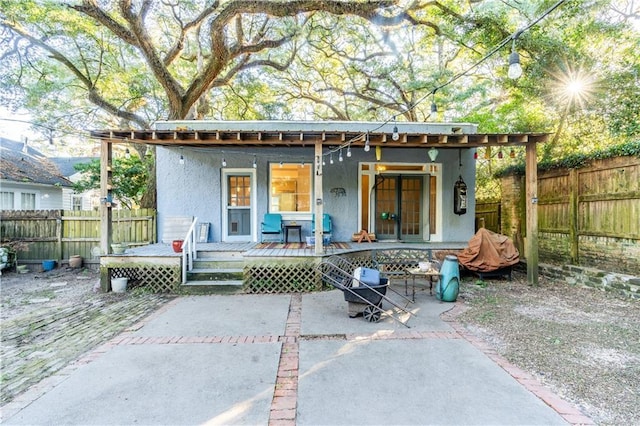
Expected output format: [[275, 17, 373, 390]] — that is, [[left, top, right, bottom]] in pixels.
[[0, 209, 156, 267], [475, 201, 501, 233], [495, 155, 640, 276]]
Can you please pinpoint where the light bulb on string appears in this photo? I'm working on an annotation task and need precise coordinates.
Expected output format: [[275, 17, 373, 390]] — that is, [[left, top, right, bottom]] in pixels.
[[222, 157, 227, 167], [498, 150, 504, 159], [430, 90, 438, 117], [279, 160, 283, 168], [339, 148, 343, 162], [179, 147, 184, 165], [125, 148, 131, 159], [346, 145, 351, 157], [392, 117, 399, 141], [252, 155, 257, 168], [364, 132, 370, 152], [330, 152, 334, 164], [510, 149, 516, 159], [508, 37, 523, 79]]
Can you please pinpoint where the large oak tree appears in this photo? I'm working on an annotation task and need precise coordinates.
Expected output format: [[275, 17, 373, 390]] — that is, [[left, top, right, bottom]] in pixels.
[[1, 0, 638, 204]]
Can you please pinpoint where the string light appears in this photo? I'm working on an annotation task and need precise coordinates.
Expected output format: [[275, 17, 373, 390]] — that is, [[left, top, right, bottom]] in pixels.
[[510, 149, 516, 158], [498, 150, 504, 159], [339, 148, 343, 162], [179, 147, 184, 165], [222, 157, 227, 167], [330, 152, 334, 164], [125, 148, 130, 159], [508, 36, 523, 79], [252, 155, 257, 168], [346, 145, 352, 157], [430, 91, 438, 116], [364, 132, 370, 152], [392, 117, 399, 141]]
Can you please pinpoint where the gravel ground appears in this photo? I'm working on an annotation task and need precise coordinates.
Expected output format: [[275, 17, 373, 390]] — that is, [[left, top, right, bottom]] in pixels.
[[456, 271, 640, 426]]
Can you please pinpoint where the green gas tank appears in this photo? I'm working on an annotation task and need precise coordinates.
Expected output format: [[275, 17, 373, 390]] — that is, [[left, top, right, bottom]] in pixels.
[[437, 255, 460, 302]]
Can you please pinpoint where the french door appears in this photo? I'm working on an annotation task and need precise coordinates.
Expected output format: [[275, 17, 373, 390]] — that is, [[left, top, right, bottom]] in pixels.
[[375, 175, 426, 241]]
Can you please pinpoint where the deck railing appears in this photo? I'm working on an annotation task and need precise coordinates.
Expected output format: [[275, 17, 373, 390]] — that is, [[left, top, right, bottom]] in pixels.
[[181, 217, 198, 284]]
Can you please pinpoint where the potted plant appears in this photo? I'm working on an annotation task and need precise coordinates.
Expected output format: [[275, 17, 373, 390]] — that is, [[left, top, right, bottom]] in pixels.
[[111, 242, 128, 254]]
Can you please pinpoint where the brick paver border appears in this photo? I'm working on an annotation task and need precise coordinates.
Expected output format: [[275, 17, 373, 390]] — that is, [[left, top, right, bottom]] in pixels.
[[442, 302, 595, 426]]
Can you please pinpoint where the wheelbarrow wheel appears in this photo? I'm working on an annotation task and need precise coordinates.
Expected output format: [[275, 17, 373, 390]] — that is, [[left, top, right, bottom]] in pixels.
[[363, 304, 382, 322]]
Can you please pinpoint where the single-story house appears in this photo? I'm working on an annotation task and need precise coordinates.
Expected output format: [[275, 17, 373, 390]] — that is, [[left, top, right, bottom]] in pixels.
[[50, 156, 100, 211], [0, 137, 73, 210], [92, 121, 548, 287]]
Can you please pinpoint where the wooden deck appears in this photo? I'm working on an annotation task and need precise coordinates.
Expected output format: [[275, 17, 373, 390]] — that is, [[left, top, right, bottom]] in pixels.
[[123, 241, 468, 258], [101, 241, 468, 293]]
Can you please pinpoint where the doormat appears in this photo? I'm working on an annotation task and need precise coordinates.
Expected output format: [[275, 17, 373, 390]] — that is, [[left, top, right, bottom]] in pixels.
[[255, 242, 351, 250]]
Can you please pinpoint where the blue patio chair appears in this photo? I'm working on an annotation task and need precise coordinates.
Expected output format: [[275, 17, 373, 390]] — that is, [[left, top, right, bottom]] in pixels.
[[311, 214, 332, 237], [261, 213, 284, 242]]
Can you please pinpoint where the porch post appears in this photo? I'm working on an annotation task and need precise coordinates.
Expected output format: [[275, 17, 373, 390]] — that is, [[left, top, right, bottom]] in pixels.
[[525, 141, 539, 285], [99, 139, 113, 291], [314, 141, 324, 255]]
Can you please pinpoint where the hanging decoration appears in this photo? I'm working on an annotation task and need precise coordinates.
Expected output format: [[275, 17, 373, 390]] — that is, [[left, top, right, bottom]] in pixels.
[[454, 176, 468, 215]]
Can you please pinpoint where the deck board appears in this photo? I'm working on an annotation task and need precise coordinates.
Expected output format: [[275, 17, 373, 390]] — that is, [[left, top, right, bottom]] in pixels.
[[122, 241, 467, 258]]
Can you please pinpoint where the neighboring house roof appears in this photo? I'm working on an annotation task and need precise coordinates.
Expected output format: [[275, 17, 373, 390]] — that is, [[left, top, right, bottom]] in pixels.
[[50, 157, 97, 179], [0, 138, 73, 187]]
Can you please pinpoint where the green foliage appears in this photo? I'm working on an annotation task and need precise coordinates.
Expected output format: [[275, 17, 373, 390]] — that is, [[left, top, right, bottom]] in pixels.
[[494, 139, 640, 177], [73, 154, 150, 209]]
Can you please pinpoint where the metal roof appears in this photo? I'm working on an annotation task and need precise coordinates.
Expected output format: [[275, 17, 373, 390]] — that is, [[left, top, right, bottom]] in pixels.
[[90, 120, 550, 149]]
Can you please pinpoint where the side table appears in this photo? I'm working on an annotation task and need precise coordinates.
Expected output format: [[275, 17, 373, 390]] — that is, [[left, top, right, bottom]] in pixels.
[[284, 225, 302, 243], [406, 267, 441, 301]]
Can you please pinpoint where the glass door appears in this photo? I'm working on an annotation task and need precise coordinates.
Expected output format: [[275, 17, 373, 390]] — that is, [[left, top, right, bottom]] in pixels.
[[375, 175, 424, 241], [222, 169, 255, 242]]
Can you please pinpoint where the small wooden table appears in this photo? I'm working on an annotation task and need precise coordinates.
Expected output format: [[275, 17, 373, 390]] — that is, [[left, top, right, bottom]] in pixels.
[[284, 225, 302, 243], [406, 267, 441, 301]]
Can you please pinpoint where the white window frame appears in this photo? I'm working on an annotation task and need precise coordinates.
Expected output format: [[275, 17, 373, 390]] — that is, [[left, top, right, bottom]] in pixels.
[[268, 162, 313, 217]]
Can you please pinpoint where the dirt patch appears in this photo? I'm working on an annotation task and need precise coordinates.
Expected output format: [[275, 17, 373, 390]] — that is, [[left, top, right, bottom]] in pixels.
[[1, 267, 102, 321], [456, 272, 640, 425]]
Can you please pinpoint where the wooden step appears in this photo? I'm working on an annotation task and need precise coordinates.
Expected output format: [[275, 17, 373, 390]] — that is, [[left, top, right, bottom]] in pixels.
[[181, 279, 244, 295]]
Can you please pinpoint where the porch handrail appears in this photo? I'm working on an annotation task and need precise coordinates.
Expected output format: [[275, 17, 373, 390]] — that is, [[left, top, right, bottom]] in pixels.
[[181, 217, 198, 284]]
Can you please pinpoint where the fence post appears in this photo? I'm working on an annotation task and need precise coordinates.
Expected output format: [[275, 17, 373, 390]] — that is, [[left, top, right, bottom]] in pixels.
[[569, 169, 579, 264], [525, 142, 539, 285], [56, 211, 62, 262]]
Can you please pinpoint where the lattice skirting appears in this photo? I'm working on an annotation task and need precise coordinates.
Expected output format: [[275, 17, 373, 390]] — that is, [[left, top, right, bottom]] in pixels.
[[109, 265, 180, 293], [244, 255, 375, 294]]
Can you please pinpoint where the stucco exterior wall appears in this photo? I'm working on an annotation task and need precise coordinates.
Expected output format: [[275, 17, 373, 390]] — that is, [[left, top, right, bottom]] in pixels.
[[157, 146, 476, 243]]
